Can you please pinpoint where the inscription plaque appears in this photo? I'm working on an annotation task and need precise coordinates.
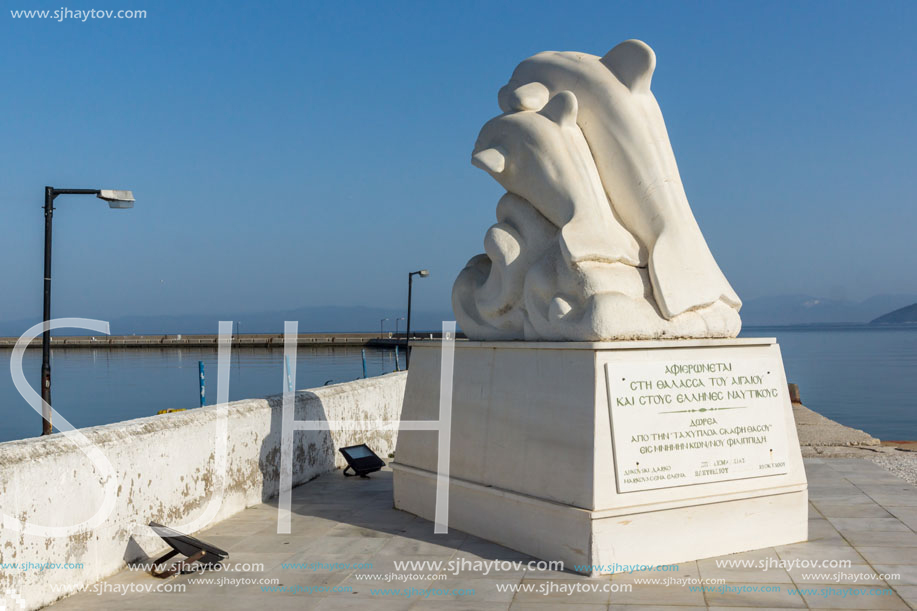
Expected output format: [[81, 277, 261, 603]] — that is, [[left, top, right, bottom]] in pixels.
[[605, 354, 789, 492]]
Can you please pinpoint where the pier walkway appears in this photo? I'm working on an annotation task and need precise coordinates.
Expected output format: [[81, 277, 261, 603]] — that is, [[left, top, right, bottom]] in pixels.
[[49, 459, 917, 610]]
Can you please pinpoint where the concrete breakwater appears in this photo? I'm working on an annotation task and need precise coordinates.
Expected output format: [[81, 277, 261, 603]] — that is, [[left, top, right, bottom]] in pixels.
[[0, 372, 407, 610], [0, 332, 448, 349]]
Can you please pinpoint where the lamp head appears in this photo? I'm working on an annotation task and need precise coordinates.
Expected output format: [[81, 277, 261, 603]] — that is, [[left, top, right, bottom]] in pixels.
[[418, 269, 430, 278], [97, 190, 135, 209]]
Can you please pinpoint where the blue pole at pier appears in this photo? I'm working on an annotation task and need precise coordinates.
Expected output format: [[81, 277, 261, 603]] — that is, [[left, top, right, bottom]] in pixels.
[[395, 346, 400, 372], [362, 349, 367, 378], [199, 361, 205, 407], [285, 355, 293, 392]]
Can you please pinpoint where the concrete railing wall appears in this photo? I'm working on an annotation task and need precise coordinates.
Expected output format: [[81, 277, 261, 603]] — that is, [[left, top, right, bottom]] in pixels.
[[0, 371, 407, 610]]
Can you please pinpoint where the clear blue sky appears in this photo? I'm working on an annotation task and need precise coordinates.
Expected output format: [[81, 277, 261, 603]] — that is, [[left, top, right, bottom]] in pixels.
[[1, 0, 915, 325]]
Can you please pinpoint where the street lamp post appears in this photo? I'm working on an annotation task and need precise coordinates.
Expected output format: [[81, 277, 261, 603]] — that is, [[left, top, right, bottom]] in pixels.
[[404, 269, 429, 369], [40, 187, 135, 436], [395, 316, 405, 336], [379, 317, 389, 339]]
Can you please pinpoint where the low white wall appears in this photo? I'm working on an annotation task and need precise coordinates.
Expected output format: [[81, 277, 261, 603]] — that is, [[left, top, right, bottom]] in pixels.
[[0, 372, 407, 610]]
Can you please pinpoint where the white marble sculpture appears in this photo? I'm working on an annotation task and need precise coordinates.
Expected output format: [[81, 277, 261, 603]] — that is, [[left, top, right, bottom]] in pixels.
[[453, 40, 742, 340]]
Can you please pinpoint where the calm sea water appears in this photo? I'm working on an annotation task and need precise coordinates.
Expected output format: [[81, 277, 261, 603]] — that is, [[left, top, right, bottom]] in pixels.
[[1, 325, 915, 444], [0, 346, 404, 444], [739, 325, 917, 441]]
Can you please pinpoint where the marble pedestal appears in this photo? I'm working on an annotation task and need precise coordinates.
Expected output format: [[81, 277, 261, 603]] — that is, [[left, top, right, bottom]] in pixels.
[[392, 338, 807, 575]]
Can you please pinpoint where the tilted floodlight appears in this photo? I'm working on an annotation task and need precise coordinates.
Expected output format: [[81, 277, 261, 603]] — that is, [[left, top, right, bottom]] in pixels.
[[418, 269, 430, 277], [148, 522, 229, 578], [97, 189, 135, 209], [339, 444, 386, 478]]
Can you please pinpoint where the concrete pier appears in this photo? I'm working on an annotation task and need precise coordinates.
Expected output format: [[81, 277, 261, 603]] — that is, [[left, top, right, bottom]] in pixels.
[[0, 373, 407, 610], [46, 460, 917, 610], [2, 371, 912, 611], [0, 332, 428, 349]]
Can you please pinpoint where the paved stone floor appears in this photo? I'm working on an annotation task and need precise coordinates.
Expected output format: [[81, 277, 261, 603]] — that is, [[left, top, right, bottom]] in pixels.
[[50, 458, 917, 610]]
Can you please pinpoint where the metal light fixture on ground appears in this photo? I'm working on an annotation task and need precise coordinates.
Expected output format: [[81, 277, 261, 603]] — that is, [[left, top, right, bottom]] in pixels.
[[148, 521, 228, 578], [339, 444, 385, 478]]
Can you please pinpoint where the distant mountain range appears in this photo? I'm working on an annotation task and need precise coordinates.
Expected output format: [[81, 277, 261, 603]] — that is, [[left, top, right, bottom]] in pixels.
[[740, 293, 917, 326], [871, 302, 917, 324], [0, 305, 455, 337]]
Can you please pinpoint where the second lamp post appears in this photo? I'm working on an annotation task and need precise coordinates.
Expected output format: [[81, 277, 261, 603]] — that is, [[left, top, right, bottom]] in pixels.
[[404, 269, 429, 369]]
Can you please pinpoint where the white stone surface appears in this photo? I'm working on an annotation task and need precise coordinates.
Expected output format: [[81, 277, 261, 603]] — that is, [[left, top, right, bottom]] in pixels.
[[606, 354, 790, 491], [454, 40, 742, 341], [0, 372, 406, 611], [393, 341, 807, 574]]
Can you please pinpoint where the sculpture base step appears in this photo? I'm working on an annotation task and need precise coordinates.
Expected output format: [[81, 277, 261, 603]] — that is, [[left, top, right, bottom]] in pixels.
[[393, 463, 807, 575]]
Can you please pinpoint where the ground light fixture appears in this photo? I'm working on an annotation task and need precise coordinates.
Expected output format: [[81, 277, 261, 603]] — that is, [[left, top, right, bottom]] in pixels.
[[404, 269, 430, 368], [339, 443, 386, 478], [39, 187, 135, 435], [148, 522, 229, 578]]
